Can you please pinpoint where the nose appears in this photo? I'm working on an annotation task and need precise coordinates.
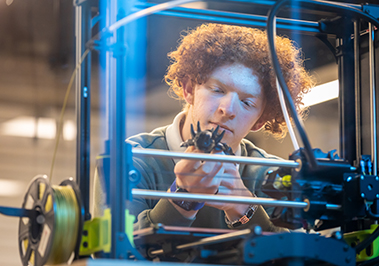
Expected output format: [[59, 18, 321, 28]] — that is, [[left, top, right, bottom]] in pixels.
[[218, 93, 237, 119]]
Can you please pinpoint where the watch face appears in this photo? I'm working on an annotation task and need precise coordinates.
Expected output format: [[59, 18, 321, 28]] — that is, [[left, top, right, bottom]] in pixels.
[[173, 199, 198, 211], [175, 187, 188, 193]]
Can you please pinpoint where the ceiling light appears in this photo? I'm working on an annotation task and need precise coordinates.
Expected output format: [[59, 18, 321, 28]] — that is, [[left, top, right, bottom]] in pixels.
[[0, 116, 76, 141], [0, 116, 56, 139], [0, 179, 25, 197], [63, 120, 76, 141]]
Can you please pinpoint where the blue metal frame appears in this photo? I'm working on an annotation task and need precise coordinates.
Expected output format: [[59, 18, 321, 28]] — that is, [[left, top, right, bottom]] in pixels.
[[98, 0, 147, 259], [74, 0, 379, 260], [75, 0, 94, 222], [136, 2, 320, 35]]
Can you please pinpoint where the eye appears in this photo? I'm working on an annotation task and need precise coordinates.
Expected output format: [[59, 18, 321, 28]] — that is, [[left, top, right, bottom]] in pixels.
[[242, 99, 255, 107], [210, 86, 223, 93]]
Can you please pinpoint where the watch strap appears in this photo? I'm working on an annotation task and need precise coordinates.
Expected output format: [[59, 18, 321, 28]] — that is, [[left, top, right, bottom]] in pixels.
[[170, 180, 205, 211], [225, 204, 258, 228]]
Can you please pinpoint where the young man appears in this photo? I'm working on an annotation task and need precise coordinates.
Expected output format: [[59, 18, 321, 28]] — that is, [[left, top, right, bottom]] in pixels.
[[94, 23, 313, 232]]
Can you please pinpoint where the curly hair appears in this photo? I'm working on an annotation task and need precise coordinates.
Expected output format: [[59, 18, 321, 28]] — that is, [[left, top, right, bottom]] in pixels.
[[165, 23, 314, 139]]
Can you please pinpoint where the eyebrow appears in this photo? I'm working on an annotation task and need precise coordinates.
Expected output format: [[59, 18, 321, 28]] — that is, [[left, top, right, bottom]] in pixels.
[[207, 78, 260, 99]]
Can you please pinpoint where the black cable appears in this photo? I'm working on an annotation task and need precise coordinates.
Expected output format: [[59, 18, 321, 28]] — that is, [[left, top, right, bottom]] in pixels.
[[358, 256, 379, 266], [266, 0, 379, 170], [267, 0, 318, 169], [367, 205, 379, 219], [355, 225, 379, 254]]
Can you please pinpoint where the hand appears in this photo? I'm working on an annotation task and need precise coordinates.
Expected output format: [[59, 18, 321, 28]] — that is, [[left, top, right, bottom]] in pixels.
[[205, 162, 254, 222], [174, 146, 224, 194]]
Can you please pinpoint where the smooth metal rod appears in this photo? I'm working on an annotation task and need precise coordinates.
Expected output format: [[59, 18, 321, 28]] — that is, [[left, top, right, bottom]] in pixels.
[[369, 23, 377, 175], [135, 1, 362, 36], [132, 148, 299, 168], [133, 189, 308, 208], [150, 229, 252, 255], [354, 20, 361, 163], [133, 189, 341, 210]]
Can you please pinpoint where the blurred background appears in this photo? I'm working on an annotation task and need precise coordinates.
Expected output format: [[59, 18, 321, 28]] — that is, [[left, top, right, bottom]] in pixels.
[[0, 0, 375, 264]]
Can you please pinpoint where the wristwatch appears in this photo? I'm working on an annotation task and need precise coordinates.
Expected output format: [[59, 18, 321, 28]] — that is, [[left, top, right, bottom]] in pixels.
[[225, 204, 258, 228], [169, 180, 205, 211]]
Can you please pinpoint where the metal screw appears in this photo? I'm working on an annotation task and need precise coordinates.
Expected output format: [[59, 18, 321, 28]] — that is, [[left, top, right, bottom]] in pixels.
[[361, 193, 366, 198], [376, 176, 379, 181], [129, 170, 139, 182], [253, 225, 262, 236], [83, 87, 88, 98], [332, 231, 342, 240], [376, 194, 379, 198], [361, 175, 364, 180], [346, 176, 352, 182]]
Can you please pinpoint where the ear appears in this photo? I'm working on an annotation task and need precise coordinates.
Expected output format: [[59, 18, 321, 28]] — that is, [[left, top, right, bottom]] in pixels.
[[182, 78, 195, 105], [251, 117, 266, 131]]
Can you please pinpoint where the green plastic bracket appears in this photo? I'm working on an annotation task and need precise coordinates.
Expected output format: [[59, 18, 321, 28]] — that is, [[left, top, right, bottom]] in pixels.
[[79, 208, 111, 256], [344, 224, 379, 262], [125, 208, 136, 247], [79, 208, 136, 255]]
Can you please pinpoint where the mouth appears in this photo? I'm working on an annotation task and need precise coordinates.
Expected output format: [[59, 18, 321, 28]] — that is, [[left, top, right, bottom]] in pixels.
[[209, 122, 233, 134]]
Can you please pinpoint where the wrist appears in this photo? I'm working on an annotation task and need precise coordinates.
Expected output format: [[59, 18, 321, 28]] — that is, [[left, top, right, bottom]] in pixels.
[[169, 180, 205, 211], [225, 204, 258, 228]]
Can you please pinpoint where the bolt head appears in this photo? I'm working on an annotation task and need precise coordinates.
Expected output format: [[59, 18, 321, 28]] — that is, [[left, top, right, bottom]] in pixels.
[[253, 225, 262, 236], [129, 169, 139, 182]]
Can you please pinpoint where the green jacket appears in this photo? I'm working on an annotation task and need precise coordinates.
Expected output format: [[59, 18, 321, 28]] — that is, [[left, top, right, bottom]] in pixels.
[[124, 126, 287, 233]]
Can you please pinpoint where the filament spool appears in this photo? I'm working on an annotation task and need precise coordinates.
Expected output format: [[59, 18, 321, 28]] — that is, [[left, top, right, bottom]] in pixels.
[[18, 175, 84, 266]]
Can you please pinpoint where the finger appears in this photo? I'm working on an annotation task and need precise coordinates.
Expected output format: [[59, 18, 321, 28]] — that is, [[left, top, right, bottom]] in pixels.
[[219, 178, 253, 197], [210, 150, 225, 155], [178, 146, 212, 172], [222, 162, 238, 174], [199, 160, 223, 175], [175, 156, 203, 175], [219, 178, 235, 189], [192, 163, 223, 193], [203, 163, 224, 185], [217, 185, 232, 195]]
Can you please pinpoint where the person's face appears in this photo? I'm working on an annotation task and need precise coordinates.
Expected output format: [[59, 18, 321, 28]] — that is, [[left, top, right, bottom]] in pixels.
[[183, 63, 266, 152]]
